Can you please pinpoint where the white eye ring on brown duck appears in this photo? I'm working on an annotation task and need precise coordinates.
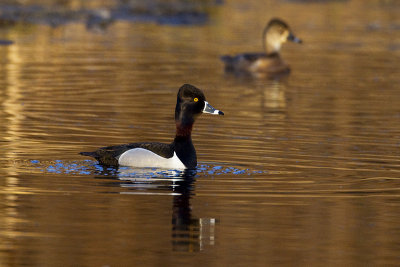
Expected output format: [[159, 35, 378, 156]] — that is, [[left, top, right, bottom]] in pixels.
[[80, 84, 224, 170]]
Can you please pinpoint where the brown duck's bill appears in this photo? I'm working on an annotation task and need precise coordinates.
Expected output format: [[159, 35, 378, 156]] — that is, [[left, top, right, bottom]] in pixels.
[[288, 32, 302, 43], [203, 101, 224, 115]]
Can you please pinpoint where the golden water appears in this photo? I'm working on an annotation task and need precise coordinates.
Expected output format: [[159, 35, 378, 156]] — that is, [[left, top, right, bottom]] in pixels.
[[1, 0, 400, 266]]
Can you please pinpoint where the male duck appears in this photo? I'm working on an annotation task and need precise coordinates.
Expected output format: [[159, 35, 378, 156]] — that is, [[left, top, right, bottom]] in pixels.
[[221, 18, 302, 75], [80, 84, 224, 169]]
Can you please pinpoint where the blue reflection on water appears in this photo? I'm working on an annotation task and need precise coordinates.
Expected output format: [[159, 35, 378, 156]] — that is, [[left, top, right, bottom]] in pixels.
[[28, 160, 267, 178]]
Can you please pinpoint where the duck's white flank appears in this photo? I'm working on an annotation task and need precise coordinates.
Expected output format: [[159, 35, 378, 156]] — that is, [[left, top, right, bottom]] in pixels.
[[117, 148, 186, 169]]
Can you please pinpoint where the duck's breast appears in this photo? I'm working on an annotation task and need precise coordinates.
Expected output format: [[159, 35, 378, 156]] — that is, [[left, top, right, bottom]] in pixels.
[[252, 56, 289, 73]]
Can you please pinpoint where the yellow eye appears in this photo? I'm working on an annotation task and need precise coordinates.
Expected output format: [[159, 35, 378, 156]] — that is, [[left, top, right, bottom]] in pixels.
[[194, 98, 198, 102]]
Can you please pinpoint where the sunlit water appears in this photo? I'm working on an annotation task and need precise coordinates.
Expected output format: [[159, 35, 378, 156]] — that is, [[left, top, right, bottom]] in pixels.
[[1, 0, 400, 266]]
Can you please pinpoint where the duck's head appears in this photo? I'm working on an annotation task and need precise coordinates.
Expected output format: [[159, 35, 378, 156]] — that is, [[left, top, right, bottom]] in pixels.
[[262, 18, 302, 55], [175, 84, 224, 127]]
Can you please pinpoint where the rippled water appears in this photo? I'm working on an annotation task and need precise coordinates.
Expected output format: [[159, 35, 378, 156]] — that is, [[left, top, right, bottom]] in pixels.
[[1, 0, 400, 266]]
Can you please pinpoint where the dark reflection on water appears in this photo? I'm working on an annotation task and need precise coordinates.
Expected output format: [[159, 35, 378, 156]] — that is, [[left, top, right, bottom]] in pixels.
[[119, 170, 216, 252], [92, 167, 217, 252]]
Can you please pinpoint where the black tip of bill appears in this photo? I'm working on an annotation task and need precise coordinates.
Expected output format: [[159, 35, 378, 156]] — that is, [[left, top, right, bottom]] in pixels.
[[203, 101, 224, 116], [288, 32, 302, 44]]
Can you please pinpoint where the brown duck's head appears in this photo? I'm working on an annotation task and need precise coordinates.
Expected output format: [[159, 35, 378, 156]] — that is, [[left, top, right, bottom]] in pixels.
[[262, 18, 302, 55]]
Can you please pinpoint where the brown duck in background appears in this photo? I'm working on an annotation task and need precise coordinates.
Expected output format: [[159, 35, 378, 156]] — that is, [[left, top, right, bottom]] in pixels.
[[221, 18, 302, 76]]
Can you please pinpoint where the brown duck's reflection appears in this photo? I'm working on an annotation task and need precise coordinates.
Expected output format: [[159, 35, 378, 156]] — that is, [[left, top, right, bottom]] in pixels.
[[112, 168, 216, 252]]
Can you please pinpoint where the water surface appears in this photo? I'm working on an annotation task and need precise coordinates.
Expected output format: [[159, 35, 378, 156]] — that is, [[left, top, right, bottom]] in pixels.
[[1, 0, 400, 266]]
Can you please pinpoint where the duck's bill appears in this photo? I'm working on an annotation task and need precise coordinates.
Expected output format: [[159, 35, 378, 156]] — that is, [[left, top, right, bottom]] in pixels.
[[203, 101, 224, 115], [288, 32, 302, 43]]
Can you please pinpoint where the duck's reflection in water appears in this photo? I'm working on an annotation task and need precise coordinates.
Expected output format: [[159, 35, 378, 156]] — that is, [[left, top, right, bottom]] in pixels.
[[113, 168, 216, 252], [170, 173, 215, 252]]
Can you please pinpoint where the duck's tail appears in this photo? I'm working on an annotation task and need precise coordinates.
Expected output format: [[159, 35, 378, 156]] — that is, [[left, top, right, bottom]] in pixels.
[[220, 55, 233, 63], [220, 55, 235, 71], [79, 151, 96, 157]]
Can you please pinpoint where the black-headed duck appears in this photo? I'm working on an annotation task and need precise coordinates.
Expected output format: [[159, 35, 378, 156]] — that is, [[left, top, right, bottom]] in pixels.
[[221, 18, 302, 75], [80, 84, 224, 169]]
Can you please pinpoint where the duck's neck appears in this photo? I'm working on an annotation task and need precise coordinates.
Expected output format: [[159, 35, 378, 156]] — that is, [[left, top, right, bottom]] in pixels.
[[173, 121, 197, 169], [263, 31, 281, 55], [175, 121, 193, 138], [264, 42, 281, 55]]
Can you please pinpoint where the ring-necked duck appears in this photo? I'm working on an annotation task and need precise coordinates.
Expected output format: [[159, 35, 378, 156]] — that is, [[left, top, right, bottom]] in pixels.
[[221, 18, 302, 75], [80, 84, 224, 169]]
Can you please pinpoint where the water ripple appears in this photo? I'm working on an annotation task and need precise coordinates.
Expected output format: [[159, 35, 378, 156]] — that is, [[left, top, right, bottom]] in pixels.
[[26, 159, 268, 178]]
